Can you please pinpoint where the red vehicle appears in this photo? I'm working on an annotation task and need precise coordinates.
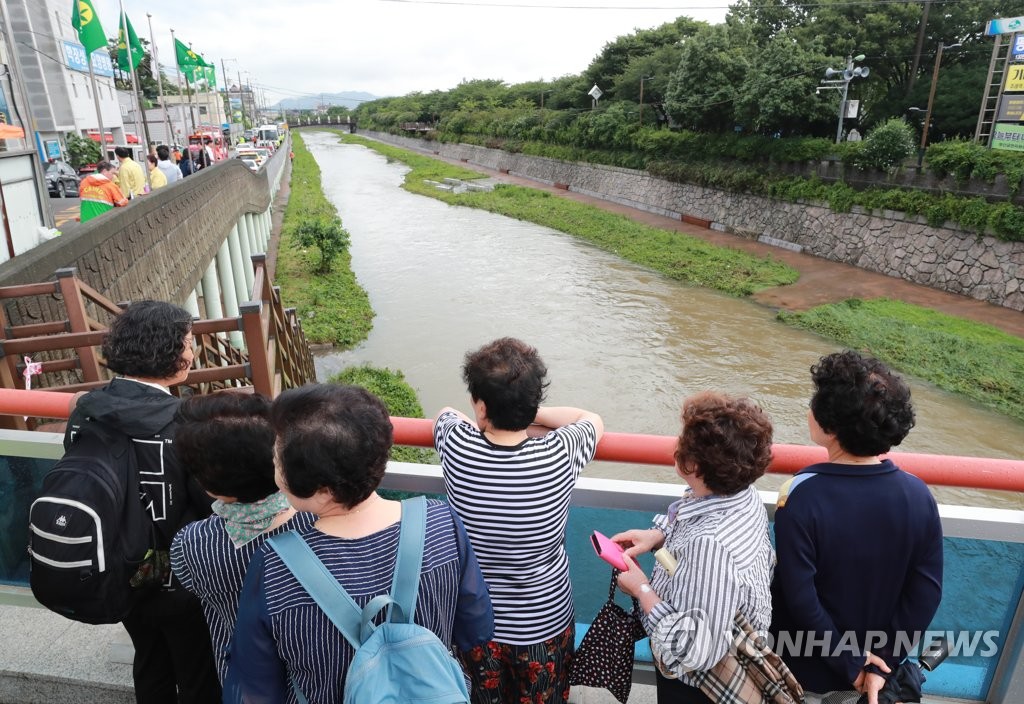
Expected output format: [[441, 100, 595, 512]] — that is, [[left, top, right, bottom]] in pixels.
[[187, 129, 227, 162]]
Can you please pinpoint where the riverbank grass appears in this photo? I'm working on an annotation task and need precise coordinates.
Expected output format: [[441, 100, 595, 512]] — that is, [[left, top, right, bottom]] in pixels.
[[780, 298, 1024, 422], [277, 132, 373, 346], [333, 133, 797, 296], [329, 365, 437, 464]]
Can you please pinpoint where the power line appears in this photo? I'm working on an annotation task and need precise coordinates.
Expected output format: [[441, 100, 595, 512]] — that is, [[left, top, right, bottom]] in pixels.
[[380, 0, 967, 10]]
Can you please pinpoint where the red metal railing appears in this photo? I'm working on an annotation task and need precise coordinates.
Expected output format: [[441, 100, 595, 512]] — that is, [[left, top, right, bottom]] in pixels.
[[1, 388, 1018, 493]]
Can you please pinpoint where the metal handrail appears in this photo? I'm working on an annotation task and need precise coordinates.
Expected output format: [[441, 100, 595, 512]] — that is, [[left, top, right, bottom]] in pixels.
[[0, 388, 1019, 492]]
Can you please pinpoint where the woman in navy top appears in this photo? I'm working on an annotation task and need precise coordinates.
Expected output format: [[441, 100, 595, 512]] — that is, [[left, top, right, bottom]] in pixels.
[[170, 392, 316, 684], [222, 384, 494, 704], [771, 351, 943, 703]]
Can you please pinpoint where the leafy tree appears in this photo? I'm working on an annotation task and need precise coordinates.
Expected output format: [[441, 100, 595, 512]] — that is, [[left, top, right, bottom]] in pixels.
[[665, 23, 752, 132], [734, 32, 835, 136], [293, 216, 350, 274], [65, 132, 101, 169]]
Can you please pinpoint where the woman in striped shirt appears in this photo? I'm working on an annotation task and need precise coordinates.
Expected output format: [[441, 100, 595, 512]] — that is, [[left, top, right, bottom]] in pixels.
[[223, 384, 494, 704], [170, 392, 317, 684], [434, 337, 604, 703], [613, 391, 776, 704]]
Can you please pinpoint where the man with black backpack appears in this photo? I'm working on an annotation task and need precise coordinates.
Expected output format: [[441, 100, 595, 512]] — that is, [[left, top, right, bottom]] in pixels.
[[32, 301, 220, 703]]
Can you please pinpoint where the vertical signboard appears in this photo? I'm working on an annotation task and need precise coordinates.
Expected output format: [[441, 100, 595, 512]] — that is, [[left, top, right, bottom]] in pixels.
[[1005, 64, 1024, 92]]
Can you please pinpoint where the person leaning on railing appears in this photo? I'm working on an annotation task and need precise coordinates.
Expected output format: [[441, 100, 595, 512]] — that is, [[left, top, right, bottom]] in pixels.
[[612, 391, 776, 704], [769, 351, 943, 704]]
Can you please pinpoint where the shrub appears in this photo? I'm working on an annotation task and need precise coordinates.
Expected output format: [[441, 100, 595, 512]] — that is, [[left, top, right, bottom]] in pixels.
[[293, 216, 350, 274], [66, 132, 101, 169], [855, 118, 916, 173]]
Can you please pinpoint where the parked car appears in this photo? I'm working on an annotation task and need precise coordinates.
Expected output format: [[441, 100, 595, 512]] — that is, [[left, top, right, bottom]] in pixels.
[[45, 160, 81, 198]]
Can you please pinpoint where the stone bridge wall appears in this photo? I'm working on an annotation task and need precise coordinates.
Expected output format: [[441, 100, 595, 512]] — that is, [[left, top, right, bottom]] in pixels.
[[0, 159, 274, 325], [363, 131, 1023, 312]]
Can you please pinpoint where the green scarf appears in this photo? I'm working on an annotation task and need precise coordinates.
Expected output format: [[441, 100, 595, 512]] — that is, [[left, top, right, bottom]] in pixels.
[[213, 491, 292, 547]]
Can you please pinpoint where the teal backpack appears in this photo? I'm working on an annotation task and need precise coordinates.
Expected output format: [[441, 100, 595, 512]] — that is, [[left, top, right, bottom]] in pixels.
[[268, 496, 470, 704]]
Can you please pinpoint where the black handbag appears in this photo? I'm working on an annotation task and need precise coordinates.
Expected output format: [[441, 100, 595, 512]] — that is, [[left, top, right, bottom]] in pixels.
[[569, 571, 647, 704]]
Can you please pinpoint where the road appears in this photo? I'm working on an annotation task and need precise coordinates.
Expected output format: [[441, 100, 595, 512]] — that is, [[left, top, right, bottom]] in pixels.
[[49, 196, 79, 229]]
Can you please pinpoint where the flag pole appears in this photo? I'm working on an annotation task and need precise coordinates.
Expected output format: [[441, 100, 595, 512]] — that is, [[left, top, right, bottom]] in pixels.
[[147, 12, 172, 148], [86, 55, 107, 161], [119, 2, 149, 189], [169, 28, 194, 172]]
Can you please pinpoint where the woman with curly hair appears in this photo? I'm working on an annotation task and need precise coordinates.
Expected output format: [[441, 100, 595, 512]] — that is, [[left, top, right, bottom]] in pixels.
[[612, 391, 776, 704], [770, 351, 943, 704]]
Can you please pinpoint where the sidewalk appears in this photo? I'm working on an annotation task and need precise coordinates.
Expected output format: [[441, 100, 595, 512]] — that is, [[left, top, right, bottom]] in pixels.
[[393, 141, 1024, 339]]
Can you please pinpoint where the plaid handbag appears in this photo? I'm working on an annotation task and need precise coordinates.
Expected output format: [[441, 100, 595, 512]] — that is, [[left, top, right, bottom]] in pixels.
[[569, 572, 647, 704], [689, 612, 804, 704]]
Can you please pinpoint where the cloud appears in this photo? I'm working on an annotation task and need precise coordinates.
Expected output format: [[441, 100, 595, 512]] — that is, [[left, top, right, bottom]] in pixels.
[[94, 0, 726, 102]]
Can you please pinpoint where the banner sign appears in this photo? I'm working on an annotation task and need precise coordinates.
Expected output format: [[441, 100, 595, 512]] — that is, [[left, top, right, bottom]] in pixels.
[[1005, 64, 1024, 92], [1013, 33, 1024, 60], [45, 140, 61, 159], [63, 41, 114, 78], [997, 93, 1024, 121], [986, 16, 1024, 35], [992, 123, 1024, 152]]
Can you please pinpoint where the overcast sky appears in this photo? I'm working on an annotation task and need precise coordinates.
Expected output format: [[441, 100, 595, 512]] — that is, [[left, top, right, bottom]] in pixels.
[[89, 0, 728, 103]]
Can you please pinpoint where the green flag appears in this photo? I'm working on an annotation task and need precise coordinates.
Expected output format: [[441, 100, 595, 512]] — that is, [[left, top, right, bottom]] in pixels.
[[175, 37, 204, 71], [71, 0, 106, 55], [204, 66, 216, 87], [117, 13, 144, 72]]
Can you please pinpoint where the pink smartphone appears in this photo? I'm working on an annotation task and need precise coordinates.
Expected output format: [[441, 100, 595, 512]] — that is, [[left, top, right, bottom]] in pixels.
[[591, 530, 629, 571]]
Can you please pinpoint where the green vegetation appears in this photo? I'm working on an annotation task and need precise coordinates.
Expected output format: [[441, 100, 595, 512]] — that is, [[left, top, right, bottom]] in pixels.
[[329, 365, 437, 464], [335, 133, 798, 296], [293, 216, 350, 274], [277, 132, 373, 346], [780, 299, 1024, 422]]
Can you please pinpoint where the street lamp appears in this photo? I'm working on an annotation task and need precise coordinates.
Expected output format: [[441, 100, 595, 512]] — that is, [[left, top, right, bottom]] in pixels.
[[823, 54, 870, 143], [919, 42, 961, 160], [639, 76, 652, 127]]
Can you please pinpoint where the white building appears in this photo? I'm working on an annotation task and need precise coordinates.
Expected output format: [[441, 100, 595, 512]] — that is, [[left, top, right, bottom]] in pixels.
[[6, 0, 127, 162]]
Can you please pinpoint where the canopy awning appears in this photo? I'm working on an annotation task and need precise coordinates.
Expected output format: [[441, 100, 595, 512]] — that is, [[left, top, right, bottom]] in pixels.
[[86, 131, 114, 143], [125, 133, 140, 144], [0, 124, 26, 139]]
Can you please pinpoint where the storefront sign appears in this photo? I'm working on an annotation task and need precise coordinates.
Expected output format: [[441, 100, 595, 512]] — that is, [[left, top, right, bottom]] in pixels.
[[998, 93, 1024, 121], [62, 41, 114, 78], [1013, 33, 1024, 60], [992, 123, 1024, 152], [1005, 64, 1024, 92], [986, 16, 1024, 35]]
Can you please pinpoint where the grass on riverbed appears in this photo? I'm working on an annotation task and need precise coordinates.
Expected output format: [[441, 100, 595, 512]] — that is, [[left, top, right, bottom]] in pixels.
[[329, 365, 437, 464], [276, 132, 374, 347], [334, 133, 798, 296], [780, 298, 1024, 422]]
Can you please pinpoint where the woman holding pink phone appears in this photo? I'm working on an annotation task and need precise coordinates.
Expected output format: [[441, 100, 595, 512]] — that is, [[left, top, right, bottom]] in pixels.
[[611, 391, 775, 704]]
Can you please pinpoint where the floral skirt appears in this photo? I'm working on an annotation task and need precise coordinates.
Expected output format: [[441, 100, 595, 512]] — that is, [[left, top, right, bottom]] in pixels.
[[460, 623, 575, 704]]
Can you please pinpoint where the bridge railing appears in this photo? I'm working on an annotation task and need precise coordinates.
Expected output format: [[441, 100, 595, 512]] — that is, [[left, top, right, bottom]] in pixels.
[[0, 421, 1020, 703]]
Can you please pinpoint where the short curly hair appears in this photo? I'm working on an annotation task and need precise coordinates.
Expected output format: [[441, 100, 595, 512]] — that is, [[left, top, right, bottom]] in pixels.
[[174, 392, 277, 503], [270, 384, 393, 508], [462, 337, 549, 431], [675, 391, 774, 496], [102, 300, 193, 379], [810, 350, 915, 457]]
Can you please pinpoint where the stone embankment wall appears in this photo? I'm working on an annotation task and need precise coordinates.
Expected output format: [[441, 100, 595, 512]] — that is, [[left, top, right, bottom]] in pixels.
[[0, 159, 273, 323], [364, 131, 1023, 312]]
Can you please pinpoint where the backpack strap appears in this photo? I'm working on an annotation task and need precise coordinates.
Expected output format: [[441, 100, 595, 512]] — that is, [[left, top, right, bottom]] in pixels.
[[267, 530, 363, 649], [389, 495, 427, 624]]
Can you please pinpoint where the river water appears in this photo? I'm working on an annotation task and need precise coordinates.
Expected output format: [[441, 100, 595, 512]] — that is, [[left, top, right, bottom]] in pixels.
[[302, 131, 1023, 509]]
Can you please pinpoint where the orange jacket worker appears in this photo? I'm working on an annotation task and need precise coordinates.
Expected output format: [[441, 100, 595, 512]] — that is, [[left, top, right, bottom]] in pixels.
[[79, 162, 129, 222]]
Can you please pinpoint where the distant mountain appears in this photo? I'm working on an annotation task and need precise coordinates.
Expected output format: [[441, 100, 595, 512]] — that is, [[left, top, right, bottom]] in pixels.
[[274, 92, 377, 111]]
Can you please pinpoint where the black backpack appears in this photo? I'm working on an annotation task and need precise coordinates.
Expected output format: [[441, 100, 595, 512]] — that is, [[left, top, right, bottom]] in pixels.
[[28, 419, 156, 624]]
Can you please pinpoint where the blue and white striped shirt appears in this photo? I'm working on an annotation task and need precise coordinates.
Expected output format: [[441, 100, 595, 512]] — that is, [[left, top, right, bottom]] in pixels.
[[435, 411, 599, 645], [222, 500, 493, 704], [170, 511, 317, 683], [646, 485, 775, 683]]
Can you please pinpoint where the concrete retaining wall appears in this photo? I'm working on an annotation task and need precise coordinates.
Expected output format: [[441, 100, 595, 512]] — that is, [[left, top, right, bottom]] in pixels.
[[0, 158, 275, 325], [363, 131, 1024, 312]]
